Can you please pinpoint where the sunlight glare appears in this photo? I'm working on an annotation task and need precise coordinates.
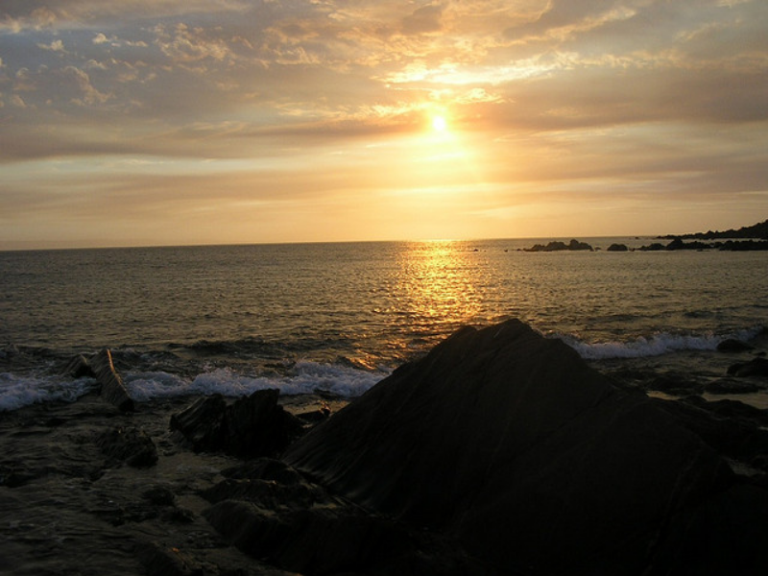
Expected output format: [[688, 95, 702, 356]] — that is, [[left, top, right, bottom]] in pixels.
[[432, 115, 448, 133]]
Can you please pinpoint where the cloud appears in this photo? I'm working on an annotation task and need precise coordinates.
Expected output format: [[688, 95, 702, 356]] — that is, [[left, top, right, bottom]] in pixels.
[[402, 4, 445, 35], [92, 33, 112, 45], [153, 22, 234, 63], [37, 39, 66, 52]]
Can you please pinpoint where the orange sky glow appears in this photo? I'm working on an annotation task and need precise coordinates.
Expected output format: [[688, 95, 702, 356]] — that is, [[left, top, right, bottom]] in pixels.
[[1, 1, 767, 249]]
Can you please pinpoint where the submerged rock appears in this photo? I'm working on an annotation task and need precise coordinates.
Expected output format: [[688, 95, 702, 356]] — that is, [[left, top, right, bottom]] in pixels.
[[284, 319, 768, 576]]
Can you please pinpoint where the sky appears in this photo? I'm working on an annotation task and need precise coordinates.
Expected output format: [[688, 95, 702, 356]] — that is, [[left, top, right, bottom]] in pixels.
[[1, 0, 767, 249]]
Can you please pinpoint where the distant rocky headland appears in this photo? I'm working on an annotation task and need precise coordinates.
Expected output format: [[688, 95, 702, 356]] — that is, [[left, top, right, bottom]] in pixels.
[[644, 218, 768, 251], [660, 219, 768, 241], [521, 219, 768, 252]]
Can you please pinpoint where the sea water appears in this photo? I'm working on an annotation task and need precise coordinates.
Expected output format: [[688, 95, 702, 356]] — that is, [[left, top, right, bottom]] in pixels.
[[1, 238, 766, 411]]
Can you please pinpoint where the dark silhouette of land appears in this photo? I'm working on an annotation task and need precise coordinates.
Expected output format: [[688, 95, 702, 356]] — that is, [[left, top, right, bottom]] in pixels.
[[641, 219, 768, 250], [661, 219, 768, 241]]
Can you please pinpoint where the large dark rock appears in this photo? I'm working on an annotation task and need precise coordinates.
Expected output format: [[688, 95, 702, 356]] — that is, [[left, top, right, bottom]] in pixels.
[[170, 389, 304, 458], [284, 320, 768, 575], [201, 458, 491, 576], [651, 396, 768, 471]]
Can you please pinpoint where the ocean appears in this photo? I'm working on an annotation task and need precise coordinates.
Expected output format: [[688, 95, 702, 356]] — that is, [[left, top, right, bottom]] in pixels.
[[1, 238, 767, 411]]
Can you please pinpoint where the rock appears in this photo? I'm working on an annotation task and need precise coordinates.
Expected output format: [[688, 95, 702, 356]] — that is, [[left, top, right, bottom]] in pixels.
[[170, 389, 304, 458], [136, 541, 199, 576], [639, 242, 666, 251], [204, 501, 413, 575], [202, 460, 486, 575], [567, 238, 593, 250], [202, 460, 490, 576], [64, 354, 95, 378], [646, 372, 703, 395], [665, 238, 714, 250], [727, 357, 768, 378], [687, 396, 768, 427], [524, 239, 593, 252], [89, 349, 135, 412], [221, 457, 308, 484], [717, 338, 754, 352], [142, 485, 176, 506], [704, 378, 761, 394], [651, 396, 768, 468], [295, 405, 331, 423], [169, 394, 227, 452], [284, 319, 767, 576], [607, 243, 629, 251], [648, 482, 768, 575], [95, 426, 158, 468]]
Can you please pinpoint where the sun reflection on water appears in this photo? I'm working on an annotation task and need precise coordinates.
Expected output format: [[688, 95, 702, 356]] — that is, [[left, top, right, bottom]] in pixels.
[[393, 240, 485, 336]]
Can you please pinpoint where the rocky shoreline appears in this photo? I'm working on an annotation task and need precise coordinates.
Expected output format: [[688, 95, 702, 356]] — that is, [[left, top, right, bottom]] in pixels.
[[2, 320, 768, 575]]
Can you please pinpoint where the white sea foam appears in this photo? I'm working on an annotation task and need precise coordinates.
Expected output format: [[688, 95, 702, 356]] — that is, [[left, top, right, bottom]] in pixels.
[[125, 361, 388, 402], [0, 361, 387, 411], [0, 372, 96, 412], [564, 327, 763, 360]]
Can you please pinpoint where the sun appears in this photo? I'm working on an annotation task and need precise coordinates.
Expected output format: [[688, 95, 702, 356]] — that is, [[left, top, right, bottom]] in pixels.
[[432, 115, 448, 133]]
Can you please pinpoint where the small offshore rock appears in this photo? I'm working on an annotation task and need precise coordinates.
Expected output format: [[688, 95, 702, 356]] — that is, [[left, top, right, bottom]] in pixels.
[[524, 239, 594, 252], [607, 243, 629, 252]]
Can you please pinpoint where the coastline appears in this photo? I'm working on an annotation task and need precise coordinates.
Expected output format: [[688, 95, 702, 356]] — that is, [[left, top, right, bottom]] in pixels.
[[1, 320, 767, 575]]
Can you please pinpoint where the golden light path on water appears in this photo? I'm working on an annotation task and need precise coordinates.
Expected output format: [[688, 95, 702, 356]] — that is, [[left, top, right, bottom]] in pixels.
[[392, 240, 485, 336]]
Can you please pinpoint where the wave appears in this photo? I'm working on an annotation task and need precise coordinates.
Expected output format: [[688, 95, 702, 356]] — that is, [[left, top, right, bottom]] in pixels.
[[0, 372, 97, 412], [125, 361, 388, 402], [562, 326, 764, 360], [0, 361, 389, 412]]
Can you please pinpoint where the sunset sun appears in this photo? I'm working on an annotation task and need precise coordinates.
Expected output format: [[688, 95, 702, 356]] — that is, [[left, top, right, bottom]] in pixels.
[[431, 115, 448, 133]]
